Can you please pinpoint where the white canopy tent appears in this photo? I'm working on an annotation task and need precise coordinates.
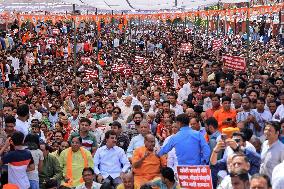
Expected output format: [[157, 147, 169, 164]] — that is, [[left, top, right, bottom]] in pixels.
[[0, 0, 253, 11]]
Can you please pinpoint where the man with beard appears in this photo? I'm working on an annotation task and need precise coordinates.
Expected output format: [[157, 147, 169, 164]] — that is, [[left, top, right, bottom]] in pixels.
[[3, 103, 13, 118], [236, 97, 260, 136], [204, 117, 220, 151], [126, 112, 143, 140], [252, 97, 272, 137], [48, 105, 58, 129]]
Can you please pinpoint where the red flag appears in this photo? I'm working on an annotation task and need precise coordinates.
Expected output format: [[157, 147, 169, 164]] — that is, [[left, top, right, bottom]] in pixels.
[[52, 28, 60, 35], [47, 38, 56, 44], [222, 55, 246, 71], [180, 43, 192, 52], [81, 57, 92, 65], [212, 39, 223, 51]]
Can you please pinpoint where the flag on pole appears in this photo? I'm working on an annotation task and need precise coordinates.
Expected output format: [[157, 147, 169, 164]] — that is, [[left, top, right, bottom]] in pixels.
[[212, 39, 223, 51]]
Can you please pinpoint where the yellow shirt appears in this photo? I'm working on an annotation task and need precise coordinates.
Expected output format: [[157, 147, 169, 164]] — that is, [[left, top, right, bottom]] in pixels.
[[116, 183, 139, 189], [59, 147, 94, 187]]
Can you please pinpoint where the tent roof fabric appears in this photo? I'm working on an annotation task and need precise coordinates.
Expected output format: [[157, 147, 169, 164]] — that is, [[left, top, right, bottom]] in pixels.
[[1, 0, 250, 11]]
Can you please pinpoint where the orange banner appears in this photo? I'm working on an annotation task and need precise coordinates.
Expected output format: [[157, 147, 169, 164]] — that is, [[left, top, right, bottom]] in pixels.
[[16, 3, 284, 26]]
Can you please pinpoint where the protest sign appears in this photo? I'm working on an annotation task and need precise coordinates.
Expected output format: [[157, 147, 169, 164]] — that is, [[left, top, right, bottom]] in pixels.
[[135, 56, 145, 64], [223, 55, 246, 71], [177, 165, 213, 189], [85, 69, 98, 81], [180, 43, 192, 52], [53, 28, 60, 35], [212, 39, 222, 50], [81, 57, 92, 65]]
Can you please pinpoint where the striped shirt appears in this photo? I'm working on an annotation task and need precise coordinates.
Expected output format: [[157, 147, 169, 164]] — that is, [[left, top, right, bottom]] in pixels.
[[2, 149, 34, 189]]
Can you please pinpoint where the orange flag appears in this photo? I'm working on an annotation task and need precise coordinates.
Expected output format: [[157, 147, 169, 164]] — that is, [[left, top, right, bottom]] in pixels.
[[98, 53, 105, 66], [97, 22, 101, 33], [118, 23, 123, 32]]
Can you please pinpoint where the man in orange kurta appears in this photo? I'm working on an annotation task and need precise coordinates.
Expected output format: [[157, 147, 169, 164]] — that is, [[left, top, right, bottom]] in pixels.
[[132, 134, 167, 187], [213, 96, 237, 132]]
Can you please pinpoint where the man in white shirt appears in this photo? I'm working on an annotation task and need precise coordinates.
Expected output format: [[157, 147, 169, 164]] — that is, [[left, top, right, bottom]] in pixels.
[[29, 104, 42, 124], [76, 167, 101, 189], [252, 97, 272, 137], [15, 104, 30, 136], [120, 96, 133, 120], [167, 93, 183, 116], [94, 130, 130, 188], [272, 160, 284, 189], [177, 75, 191, 103], [272, 93, 284, 122], [260, 121, 284, 179]]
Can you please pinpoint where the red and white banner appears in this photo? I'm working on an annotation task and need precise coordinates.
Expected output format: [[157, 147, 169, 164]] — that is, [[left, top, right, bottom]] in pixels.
[[135, 56, 145, 64], [81, 57, 92, 65], [177, 165, 213, 189], [185, 28, 192, 34], [123, 68, 133, 77], [52, 28, 60, 35], [85, 69, 98, 81], [47, 38, 56, 45], [153, 76, 167, 87], [118, 64, 126, 72], [223, 55, 246, 71], [112, 64, 119, 72], [180, 43, 192, 52], [212, 39, 222, 51]]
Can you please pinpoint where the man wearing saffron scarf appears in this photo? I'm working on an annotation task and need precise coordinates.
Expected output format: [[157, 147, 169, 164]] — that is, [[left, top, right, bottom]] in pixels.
[[59, 136, 93, 187]]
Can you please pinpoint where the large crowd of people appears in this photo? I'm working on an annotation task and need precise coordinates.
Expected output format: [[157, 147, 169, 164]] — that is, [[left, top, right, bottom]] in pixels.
[[0, 14, 284, 189]]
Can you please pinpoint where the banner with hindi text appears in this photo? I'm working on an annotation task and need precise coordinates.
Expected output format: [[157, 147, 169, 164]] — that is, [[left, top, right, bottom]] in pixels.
[[177, 165, 213, 189]]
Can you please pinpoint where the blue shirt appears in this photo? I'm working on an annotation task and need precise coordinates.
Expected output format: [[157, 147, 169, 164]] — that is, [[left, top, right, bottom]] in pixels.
[[158, 126, 211, 165]]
